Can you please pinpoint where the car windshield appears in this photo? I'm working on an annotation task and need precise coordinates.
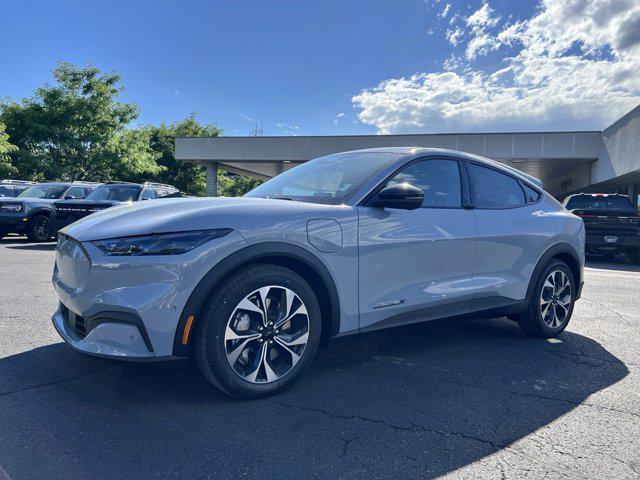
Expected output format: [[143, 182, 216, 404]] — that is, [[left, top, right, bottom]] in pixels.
[[566, 195, 635, 211], [86, 185, 141, 202], [0, 186, 16, 197], [18, 185, 67, 199], [245, 152, 402, 205]]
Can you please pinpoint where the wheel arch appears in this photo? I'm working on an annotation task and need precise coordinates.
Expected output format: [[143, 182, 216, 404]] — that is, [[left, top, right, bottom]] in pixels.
[[172, 242, 341, 357], [525, 243, 583, 304], [27, 206, 52, 219]]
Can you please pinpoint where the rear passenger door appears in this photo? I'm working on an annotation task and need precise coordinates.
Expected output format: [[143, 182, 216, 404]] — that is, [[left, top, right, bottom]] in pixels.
[[468, 162, 555, 309]]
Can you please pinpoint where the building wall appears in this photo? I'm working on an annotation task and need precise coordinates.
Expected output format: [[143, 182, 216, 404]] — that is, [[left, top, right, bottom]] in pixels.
[[594, 105, 640, 185]]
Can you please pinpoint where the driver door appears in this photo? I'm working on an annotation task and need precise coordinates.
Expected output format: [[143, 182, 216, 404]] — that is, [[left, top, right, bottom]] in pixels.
[[357, 157, 478, 331]]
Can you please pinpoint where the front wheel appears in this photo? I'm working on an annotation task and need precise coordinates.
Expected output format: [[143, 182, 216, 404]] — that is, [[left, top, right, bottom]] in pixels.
[[516, 260, 576, 338], [26, 215, 52, 242], [195, 263, 322, 398]]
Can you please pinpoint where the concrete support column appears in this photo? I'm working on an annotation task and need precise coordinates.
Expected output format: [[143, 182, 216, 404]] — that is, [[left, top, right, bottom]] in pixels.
[[206, 162, 218, 196]]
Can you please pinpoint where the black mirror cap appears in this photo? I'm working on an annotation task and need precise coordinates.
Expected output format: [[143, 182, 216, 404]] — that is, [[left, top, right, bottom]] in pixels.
[[370, 183, 424, 210]]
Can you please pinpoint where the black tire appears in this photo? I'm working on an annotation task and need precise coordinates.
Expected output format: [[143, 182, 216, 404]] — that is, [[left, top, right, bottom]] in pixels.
[[629, 249, 640, 264], [26, 215, 52, 242], [0, 228, 8, 240], [194, 263, 322, 398], [516, 260, 576, 338]]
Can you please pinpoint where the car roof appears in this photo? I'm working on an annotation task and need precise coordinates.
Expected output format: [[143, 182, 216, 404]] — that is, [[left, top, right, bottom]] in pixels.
[[335, 147, 544, 189]]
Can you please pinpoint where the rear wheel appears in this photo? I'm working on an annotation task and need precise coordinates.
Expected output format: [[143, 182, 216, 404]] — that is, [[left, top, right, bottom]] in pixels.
[[195, 263, 321, 398], [629, 249, 640, 264], [517, 260, 575, 338], [26, 215, 52, 242]]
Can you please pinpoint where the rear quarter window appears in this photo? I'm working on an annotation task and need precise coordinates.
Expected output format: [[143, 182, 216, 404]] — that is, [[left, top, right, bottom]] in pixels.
[[469, 163, 526, 209]]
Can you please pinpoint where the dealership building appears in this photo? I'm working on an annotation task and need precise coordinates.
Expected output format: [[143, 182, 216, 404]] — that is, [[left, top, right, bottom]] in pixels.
[[176, 105, 640, 205]]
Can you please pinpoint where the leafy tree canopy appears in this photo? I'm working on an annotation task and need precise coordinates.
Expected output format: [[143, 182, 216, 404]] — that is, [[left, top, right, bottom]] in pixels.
[[143, 115, 222, 196], [0, 62, 160, 181], [0, 122, 18, 177]]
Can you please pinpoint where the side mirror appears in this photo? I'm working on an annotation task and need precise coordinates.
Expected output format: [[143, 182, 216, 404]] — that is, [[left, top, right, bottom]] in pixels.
[[64, 195, 77, 200], [370, 183, 423, 210]]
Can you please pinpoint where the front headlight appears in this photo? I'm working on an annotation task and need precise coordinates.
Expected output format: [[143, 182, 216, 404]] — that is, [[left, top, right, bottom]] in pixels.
[[2, 203, 23, 212], [92, 229, 232, 256]]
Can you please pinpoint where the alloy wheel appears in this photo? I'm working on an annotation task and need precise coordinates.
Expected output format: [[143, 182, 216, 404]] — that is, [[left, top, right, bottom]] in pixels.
[[224, 285, 310, 384], [34, 217, 50, 241], [540, 270, 572, 328]]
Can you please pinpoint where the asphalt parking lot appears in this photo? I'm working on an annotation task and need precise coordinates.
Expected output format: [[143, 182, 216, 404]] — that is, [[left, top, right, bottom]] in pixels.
[[0, 237, 639, 480]]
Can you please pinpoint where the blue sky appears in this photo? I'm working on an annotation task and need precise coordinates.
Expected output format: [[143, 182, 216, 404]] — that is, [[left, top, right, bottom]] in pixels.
[[1, 0, 639, 136]]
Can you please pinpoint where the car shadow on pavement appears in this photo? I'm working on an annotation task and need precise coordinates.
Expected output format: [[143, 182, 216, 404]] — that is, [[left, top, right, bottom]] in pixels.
[[0, 318, 629, 479]]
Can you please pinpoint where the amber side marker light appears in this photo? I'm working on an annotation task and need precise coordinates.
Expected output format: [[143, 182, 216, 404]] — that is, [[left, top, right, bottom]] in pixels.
[[181, 315, 195, 345]]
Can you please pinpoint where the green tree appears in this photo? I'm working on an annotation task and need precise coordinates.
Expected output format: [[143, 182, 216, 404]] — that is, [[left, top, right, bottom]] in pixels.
[[0, 122, 18, 177], [145, 115, 222, 195], [0, 62, 160, 181], [145, 115, 262, 196], [217, 171, 262, 197]]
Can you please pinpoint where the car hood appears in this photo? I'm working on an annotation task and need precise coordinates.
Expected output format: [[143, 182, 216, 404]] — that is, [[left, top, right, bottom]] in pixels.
[[62, 196, 347, 242], [2, 197, 57, 206]]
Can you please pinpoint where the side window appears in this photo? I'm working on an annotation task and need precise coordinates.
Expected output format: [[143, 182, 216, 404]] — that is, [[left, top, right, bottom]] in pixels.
[[139, 188, 157, 200], [156, 189, 172, 198], [64, 186, 87, 199], [385, 159, 462, 208], [522, 183, 541, 204], [469, 164, 525, 208]]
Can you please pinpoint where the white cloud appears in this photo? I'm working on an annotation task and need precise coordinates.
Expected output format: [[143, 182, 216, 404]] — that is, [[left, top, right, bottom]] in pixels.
[[353, 0, 640, 134], [439, 3, 451, 18], [446, 26, 464, 46], [466, 3, 500, 30], [332, 112, 347, 125], [275, 122, 300, 136], [464, 3, 501, 59]]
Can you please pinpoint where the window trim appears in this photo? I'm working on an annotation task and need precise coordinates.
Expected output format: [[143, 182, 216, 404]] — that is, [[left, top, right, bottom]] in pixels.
[[360, 156, 471, 210], [466, 160, 542, 210]]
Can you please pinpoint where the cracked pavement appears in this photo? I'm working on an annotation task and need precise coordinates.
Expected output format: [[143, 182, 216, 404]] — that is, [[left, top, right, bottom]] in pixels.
[[0, 237, 639, 479]]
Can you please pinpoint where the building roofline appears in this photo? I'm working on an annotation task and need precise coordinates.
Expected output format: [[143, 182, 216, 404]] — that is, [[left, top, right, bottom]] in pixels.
[[175, 130, 602, 140]]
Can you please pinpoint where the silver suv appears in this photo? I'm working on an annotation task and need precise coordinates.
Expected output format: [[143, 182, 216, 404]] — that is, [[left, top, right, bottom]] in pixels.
[[52, 148, 585, 397]]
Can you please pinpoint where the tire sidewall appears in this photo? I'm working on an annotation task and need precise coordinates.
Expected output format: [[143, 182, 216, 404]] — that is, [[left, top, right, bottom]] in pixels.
[[532, 260, 576, 336], [198, 265, 322, 398], [28, 215, 51, 242]]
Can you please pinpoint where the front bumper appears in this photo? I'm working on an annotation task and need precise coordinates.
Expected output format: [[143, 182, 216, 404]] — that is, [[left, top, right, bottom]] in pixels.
[[0, 212, 28, 231], [51, 229, 247, 359], [52, 303, 176, 361]]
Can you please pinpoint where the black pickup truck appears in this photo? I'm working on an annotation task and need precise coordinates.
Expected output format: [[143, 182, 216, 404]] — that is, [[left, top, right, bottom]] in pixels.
[[563, 193, 640, 262]]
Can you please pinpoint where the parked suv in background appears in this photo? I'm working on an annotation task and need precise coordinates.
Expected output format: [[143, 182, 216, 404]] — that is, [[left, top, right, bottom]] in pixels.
[[52, 148, 585, 398], [0, 180, 35, 198], [0, 181, 100, 241], [51, 181, 180, 232], [563, 193, 640, 262]]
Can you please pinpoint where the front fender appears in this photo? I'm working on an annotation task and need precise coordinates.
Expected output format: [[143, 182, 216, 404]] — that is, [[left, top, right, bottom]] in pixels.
[[172, 241, 341, 357]]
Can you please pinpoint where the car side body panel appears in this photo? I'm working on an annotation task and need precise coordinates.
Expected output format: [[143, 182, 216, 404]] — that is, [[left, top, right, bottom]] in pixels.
[[357, 205, 478, 330], [471, 195, 561, 305]]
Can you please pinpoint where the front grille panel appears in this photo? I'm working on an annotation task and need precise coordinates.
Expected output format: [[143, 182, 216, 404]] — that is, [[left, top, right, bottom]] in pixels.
[[61, 303, 87, 338]]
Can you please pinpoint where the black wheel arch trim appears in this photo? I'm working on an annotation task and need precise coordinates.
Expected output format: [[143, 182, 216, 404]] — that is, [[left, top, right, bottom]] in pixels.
[[172, 242, 342, 357], [26, 206, 53, 220], [525, 243, 583, 304]]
